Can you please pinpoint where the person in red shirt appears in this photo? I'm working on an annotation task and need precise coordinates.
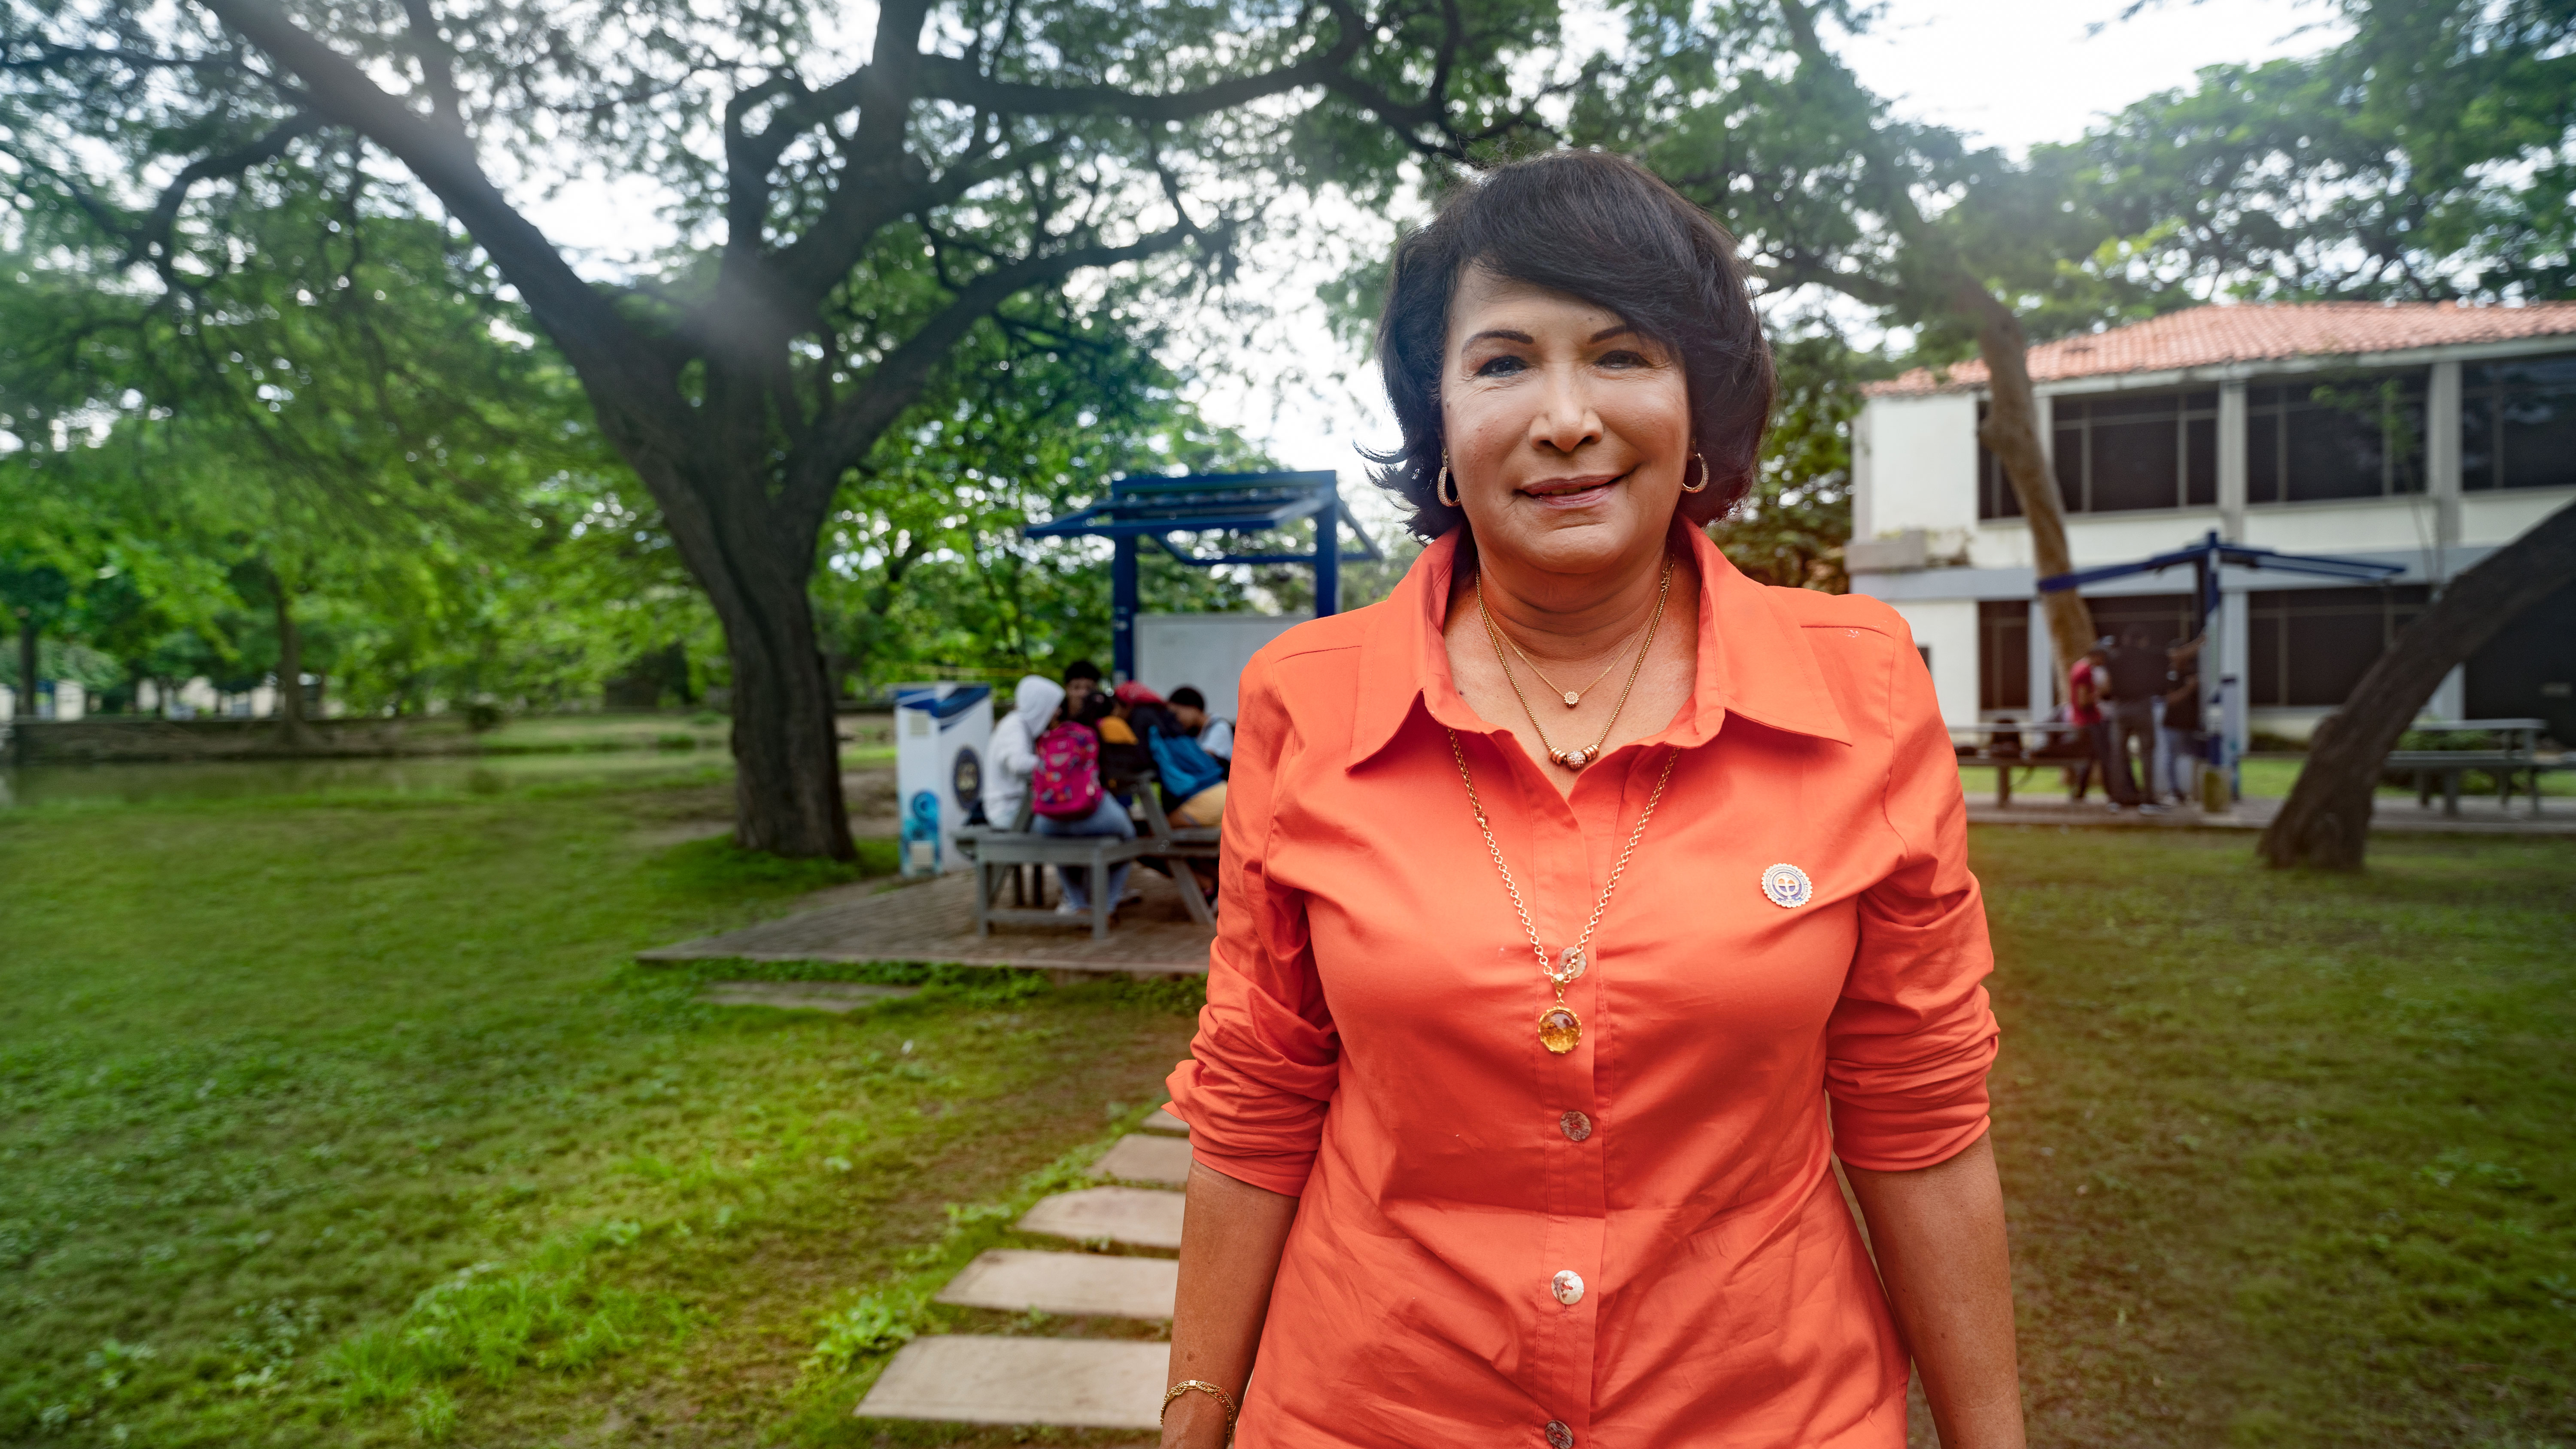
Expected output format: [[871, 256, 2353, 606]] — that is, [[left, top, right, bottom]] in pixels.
[[1158, 153, 2019, 1449], [2065, 641, 2113, 803]]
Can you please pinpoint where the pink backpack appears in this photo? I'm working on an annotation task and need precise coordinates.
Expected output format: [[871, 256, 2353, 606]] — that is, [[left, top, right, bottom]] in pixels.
[[1029, 722, 1103, 821]]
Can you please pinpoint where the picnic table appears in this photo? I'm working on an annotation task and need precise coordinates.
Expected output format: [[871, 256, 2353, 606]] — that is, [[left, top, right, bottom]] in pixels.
[[2382, 718, 2564, 818], [957, 789, 1218, 940], [1947, 720, 2096, 807]]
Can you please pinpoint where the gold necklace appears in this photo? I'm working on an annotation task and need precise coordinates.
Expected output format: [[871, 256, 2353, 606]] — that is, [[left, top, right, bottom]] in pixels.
[[1476, 557, 1674, 769], [1486, 609, 1643, 708], [1447, 730, 1678, 1054]]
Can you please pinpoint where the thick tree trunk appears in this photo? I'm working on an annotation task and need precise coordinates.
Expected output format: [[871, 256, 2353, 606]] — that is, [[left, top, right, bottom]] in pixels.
[[644, 452, 854, 860], [713, 563, 853, 859], [2259, 497, 2576, 870], [15, 609, 33, 718], [272, 581, 316, 748], [1959, 282, 2096, 676]]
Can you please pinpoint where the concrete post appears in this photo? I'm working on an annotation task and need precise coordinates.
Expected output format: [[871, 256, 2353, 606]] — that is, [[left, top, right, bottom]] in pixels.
[[1111, 536, 1140, 684], [2427, 360, 2463, 584], [2218, 382, 2248, 539]]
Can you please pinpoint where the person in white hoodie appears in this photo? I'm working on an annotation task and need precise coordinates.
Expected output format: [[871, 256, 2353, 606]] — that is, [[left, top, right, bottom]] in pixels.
[[981, 674, 1065, 829]]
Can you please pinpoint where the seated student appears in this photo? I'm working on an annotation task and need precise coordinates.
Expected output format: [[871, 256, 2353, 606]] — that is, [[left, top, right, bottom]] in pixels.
[[982, 675, 1064, 830], [1095, 682, 1164, 797], [1027, 694, 1135, 916], [1061, 658, 1112, 729], [1121, 683, 1227, 830], [1165, 685, 1233, 764]]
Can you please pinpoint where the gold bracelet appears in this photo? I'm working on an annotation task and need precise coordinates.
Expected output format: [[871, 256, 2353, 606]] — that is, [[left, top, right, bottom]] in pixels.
[[1160, 1379, 1239, 1435]]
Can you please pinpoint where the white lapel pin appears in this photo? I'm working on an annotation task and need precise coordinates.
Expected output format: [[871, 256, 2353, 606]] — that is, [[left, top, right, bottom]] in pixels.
[[1761, 862, 1814, 909]]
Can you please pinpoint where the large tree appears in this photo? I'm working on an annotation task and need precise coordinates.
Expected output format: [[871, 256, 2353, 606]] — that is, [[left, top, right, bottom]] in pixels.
[[5, 0, 1552, 855], [1578, 0, 2122, 672]]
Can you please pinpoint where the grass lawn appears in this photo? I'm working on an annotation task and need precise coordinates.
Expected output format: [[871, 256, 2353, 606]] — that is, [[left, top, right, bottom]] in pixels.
[[2, 769, 2569, 1447]]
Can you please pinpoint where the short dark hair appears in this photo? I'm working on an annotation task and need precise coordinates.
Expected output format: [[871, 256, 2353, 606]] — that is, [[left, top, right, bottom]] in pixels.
[[1064, 659, 1103, 683], [1370, 150, 1775, 540], [1167, 686, 1207, 710]]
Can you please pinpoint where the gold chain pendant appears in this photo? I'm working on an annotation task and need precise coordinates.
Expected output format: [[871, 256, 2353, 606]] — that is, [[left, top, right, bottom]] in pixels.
[[1537, 1004, 1583, 1054]]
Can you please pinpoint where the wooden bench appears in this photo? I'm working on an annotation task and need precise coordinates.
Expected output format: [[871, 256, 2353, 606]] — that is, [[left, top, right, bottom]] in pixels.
[[958, 790, 1218, 940], [2382, 718, 2558, 818], [1949, 721, 2096, 807]]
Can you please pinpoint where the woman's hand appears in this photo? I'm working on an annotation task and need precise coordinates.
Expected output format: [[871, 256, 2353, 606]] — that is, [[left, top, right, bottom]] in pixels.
[[1844, 1131, 2026, 1449], [1161, 1162, 1298, 1448]]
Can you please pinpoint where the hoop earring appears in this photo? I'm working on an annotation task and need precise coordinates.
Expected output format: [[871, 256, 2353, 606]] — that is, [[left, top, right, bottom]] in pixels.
[[1680, 451, 1711, 494], [1436, 455, 1460, 508]]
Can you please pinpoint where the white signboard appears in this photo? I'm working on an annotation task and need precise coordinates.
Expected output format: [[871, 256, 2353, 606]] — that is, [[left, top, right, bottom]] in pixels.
[[891, 684, 993, 876], [1134, 613, 1313, 720]]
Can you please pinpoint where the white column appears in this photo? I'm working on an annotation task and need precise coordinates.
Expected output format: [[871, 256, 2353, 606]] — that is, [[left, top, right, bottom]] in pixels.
[[2426, 360, 2463, 582], [2218, 382, 2248, 539], [2428, 664, 2467, 721], [2220, 579, 2252, 790], [56, 681, 85, 721], [0, 684, 12, 720], [1850, 403, 1877, 543], [2027, 598, 2055, 717]]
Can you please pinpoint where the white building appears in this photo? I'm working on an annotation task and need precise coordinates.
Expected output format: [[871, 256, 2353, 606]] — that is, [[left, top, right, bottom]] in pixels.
[[1851, 302, 2576, 748]]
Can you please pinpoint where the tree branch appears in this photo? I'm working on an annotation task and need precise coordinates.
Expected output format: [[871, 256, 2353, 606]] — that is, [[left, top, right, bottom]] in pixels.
[[910, 13, 1363, 122], [191, 0, 685, 457], [782, 225, 1194, 525], [127, 111, 329, 273], [396, 0, 466, 133]]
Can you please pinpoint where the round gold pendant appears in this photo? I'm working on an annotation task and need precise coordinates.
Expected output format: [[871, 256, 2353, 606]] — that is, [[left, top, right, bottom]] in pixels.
[[1562, 691, 1580, 707], [1554, 746, 1590, 769], [1537, 1005, 1582, 1054]]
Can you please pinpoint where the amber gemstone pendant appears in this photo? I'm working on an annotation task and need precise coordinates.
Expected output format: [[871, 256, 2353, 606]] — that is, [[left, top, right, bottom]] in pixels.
[[1537, 1005, 1583, 1054]]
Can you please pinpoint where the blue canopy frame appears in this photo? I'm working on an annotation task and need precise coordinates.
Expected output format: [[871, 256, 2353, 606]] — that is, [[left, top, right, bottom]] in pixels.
[[2039, 530, 2406, 796], [1023, 470, 1381, 680]]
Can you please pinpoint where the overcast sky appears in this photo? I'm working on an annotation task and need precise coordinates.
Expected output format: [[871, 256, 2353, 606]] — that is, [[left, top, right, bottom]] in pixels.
[[515, 0, 2343, 506]]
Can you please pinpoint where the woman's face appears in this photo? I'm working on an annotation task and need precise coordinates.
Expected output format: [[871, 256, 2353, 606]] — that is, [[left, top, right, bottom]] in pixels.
[[1439, 266, 1693, 578]]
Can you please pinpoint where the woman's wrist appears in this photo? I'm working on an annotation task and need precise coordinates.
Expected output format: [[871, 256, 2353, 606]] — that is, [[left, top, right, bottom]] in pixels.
[[1158, 1386, 1233, 1447]]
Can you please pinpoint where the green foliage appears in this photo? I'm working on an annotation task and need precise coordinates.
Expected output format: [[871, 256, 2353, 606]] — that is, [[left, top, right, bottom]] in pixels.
[[0, 181, 711, 714], [816, 305, 1285, 693], [2050, 0, 2576, 301], [1709, 327, 1886, 591]]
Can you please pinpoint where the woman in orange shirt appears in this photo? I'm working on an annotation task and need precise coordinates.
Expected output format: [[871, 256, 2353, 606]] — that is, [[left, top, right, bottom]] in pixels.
[[1158, 152, 2020, 1449]]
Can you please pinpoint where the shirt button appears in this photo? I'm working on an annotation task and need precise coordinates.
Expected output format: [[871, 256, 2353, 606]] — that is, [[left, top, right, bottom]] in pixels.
[[1559, 1110, 1592, 1142], [1550, 1269, 1585, 1306], [1545, 1421, 1575, 1449]]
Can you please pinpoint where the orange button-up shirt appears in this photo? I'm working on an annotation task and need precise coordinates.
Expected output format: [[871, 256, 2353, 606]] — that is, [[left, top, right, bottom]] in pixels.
[[1166, 522, 1999, 1449]]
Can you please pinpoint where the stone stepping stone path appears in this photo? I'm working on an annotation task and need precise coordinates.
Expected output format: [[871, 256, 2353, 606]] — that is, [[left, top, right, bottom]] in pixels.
[[857, 1119, 1196, 1433], [937, 1249, 1177, 1319], [856, 1336, 1168, 1430], [1139, 1107, 1189, 1135], [1091, 1132, 1193, 1186], [696, 979, 916, 1012], [1015, 1185, 1187, 1250]]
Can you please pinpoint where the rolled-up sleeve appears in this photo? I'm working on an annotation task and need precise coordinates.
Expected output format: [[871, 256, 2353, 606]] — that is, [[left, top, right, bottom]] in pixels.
[[1163, 652, 1340, 1196], [1825, 629, 2000, 1172]]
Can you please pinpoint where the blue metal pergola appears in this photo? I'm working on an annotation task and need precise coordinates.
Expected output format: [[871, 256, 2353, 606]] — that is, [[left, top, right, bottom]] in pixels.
[[2039, 530, 2406, 795], [1023, 470, 1380, 680]]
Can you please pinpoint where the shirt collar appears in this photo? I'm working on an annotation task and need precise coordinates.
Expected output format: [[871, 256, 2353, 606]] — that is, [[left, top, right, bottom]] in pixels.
[[1346, 517, 1851, 771]]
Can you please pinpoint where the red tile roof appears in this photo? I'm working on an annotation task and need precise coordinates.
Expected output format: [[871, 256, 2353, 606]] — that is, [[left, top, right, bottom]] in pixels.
[[1864, 302, 2576, 396]]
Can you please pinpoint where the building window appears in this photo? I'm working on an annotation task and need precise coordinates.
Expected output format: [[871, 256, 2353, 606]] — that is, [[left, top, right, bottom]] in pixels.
[[2462, 352, 2576, 492], [1979, 391, 2217, 518], [2245, 585, 2431, 707], [1978, 600, 2029, 713], [2246, 370, 2428, 504]]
